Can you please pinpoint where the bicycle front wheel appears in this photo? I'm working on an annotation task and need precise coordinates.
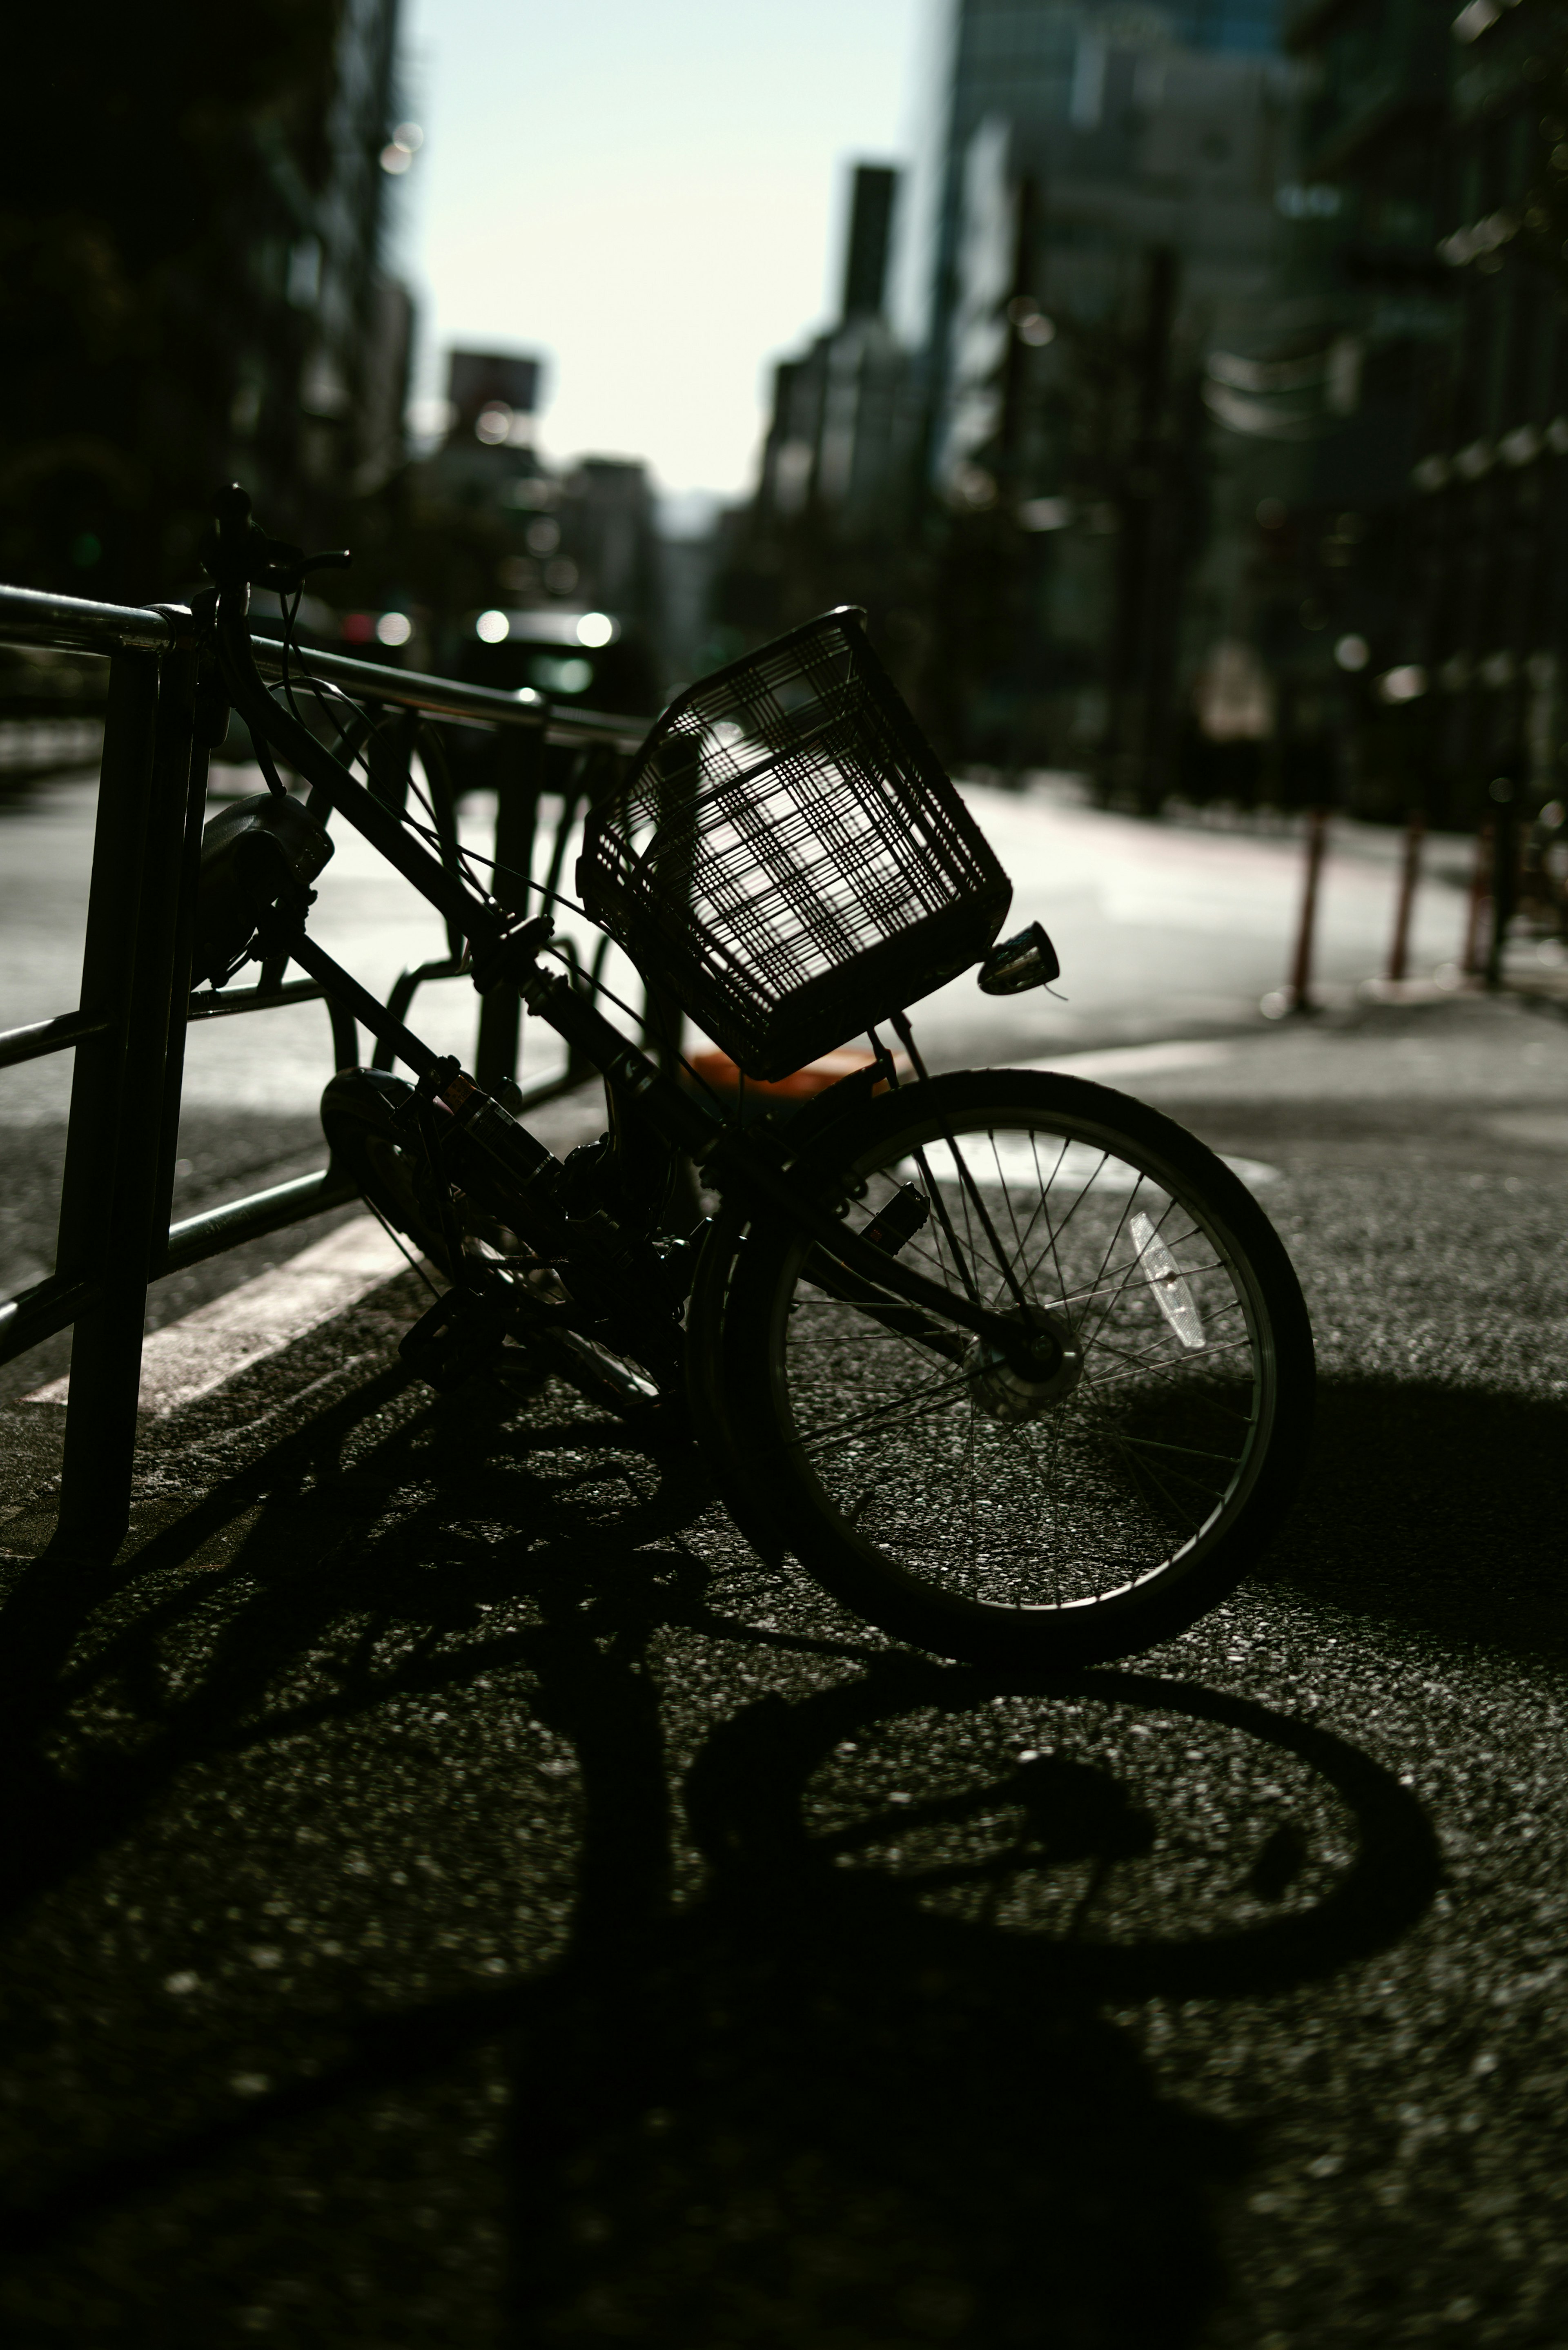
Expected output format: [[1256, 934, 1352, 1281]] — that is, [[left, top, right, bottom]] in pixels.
[[719, 1071, 1314, 1666]]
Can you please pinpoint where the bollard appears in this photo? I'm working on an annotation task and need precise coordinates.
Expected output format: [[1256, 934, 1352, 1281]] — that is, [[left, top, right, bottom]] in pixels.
[[1282, 803, 1330, 1013], [56, 640, 199, 1550], [1385, 809, 1425, 984]]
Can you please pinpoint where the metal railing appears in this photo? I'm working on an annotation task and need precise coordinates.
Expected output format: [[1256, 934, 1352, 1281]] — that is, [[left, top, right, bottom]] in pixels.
[[0, 580, 651, 1550]]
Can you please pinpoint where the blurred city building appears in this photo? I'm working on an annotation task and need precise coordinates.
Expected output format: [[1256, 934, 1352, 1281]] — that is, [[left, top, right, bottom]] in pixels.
[[1283, 0, 1568, 830], [395, 348, 662, 717], [654, 511, 737, 697], [1179, 0, 1568, 841], [712, 165, 931, 698], [1, 0, 410, 607], [711, 0, 1564, 836], [921, 2, 1297, 788], [927, 0, 1288, 458], [711, 4, 1301, 792], [1223, 0, 1461, 826], [1414, 0, 1568, 830], [17, 0, 1568, 843]]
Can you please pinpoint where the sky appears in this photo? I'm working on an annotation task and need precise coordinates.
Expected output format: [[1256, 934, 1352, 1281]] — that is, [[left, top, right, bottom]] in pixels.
[[395, 0, 940, 517]]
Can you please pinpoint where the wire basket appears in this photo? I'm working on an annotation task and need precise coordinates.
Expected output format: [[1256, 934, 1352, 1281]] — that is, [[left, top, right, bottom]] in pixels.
[[577, 608, 1012, 1080]]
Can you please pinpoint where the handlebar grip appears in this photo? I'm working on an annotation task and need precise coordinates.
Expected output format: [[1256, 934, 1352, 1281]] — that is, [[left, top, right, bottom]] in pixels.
[[212, 481, 252, 530]]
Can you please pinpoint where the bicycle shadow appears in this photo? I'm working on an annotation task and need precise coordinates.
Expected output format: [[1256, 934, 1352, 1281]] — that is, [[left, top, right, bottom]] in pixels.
[[0, 1353, 1440, 2346], [499, 1652, 1438, 2346]]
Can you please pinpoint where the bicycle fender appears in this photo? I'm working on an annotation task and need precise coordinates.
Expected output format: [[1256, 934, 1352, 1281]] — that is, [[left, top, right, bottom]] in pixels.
[[779, 1064, 881, 1159]]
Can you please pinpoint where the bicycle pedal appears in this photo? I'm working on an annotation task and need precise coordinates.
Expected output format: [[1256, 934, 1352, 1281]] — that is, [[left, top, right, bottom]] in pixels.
[[861, 1182, 929, 1257]]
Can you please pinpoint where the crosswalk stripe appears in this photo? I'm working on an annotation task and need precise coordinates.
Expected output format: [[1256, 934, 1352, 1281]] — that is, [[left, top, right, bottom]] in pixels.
[[1019, 1040, 1231, 1079], [27, 1215, 411, 1416]]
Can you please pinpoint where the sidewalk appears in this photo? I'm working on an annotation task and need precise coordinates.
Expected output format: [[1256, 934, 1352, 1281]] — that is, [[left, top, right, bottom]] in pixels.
[[1033, 986, 1568, 1171]]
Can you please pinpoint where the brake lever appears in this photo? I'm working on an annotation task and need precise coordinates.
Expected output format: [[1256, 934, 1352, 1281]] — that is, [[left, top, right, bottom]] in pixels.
[[254, 544, 353, 595]]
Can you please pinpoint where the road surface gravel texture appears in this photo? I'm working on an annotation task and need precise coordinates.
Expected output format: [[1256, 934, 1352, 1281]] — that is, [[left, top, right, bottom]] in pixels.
[[1, 770, 1566, 2346]]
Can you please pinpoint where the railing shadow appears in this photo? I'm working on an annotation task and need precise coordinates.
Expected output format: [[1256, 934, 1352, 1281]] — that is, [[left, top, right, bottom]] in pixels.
[[0, 1356, 1441, 2345], [0, 1358, 714, 1917]]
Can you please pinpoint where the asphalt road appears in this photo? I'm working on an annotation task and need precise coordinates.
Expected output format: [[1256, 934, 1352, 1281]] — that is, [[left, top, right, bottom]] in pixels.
[[1, 769, 1567, 2346]]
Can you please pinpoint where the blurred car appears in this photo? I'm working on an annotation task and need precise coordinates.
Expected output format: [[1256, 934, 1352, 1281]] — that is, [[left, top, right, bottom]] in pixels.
[[454, 607, 658, 719]]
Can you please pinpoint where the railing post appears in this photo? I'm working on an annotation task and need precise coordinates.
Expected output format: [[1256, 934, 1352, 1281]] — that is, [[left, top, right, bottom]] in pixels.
[[648, 735, 698, 1078], [50, 649, 160, 1520], [474, 726, 546, 1095], [148, 666, 223, 1268], [557, 746, 617, 1086], [366, 702, 412, 816], [54, 641, 198, 1551]]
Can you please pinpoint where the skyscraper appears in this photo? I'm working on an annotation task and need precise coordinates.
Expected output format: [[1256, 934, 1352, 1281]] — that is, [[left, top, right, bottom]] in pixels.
[[920, 0, 1293, 776], [715, 163, 928, 666], [929, 0, 1286, 395]]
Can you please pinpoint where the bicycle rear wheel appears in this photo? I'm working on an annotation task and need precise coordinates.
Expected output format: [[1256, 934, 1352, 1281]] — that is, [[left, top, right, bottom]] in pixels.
[[717, 1071, 1314, 1666]]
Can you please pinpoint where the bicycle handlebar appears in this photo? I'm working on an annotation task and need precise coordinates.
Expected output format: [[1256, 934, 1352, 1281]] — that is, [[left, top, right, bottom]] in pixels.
[[202, 480, 350, 598]]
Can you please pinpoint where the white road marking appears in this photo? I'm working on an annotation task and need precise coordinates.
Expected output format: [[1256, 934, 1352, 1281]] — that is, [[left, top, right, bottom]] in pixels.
[[1014, 1041, 1278, 1187], [27, 1215, 410, 1416], [1018, 1040, 1232, 1080], [1220, 1156, 1280, 1190], [1486, 1112, 1568, 1150]]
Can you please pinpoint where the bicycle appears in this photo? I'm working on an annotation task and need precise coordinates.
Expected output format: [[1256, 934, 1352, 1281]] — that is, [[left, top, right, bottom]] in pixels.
[[193, 482, 1314, 1670]]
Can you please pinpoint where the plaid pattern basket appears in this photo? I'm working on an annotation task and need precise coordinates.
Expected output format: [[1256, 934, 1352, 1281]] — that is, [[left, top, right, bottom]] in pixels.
[[576, 608, 1012, 1080]]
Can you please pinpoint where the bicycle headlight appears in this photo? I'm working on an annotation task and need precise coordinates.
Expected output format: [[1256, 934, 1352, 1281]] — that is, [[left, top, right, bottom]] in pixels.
[[194, 793, 334, 988]]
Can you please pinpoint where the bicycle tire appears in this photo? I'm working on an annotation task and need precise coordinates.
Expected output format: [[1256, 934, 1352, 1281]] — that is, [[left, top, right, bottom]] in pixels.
[[320, 1069, 680, 1427], [716, 1070, 1314, 1666]]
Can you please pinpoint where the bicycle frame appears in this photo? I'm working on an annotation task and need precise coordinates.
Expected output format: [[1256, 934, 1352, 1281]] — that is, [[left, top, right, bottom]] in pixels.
[[205, 503, 1042, 1368]]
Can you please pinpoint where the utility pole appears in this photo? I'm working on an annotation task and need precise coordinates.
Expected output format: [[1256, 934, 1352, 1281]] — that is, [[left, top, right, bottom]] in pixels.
[[1101, 244, 1185, 814]]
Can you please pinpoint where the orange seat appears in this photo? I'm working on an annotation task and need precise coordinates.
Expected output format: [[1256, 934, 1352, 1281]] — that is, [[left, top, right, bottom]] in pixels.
[[686, 1044, 907, 1102]]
